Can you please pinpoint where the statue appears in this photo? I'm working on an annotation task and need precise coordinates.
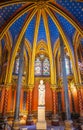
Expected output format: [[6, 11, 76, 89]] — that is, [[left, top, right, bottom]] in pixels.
[[38, 80, 45, 106]]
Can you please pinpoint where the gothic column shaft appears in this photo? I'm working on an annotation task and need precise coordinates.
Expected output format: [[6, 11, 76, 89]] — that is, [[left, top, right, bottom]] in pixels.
[[60, 35, 71, 120], [52, 90, 57, 114], [3, 88, 9, 115], [26, 91, 29, 111], [1, 88, 5, 113], [29, 90, 32, 114], [14, 40, 24, 120], [77, 88, 83, 115], [58, 91, 62, 114]]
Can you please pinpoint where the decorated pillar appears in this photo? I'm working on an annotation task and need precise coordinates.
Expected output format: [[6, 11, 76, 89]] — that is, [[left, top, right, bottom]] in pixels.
[[0, 86, 5, 113], [76, 85, 83, 115], [51, 86, 59, 126], [12, 38, 24, 130], [76, 85, 83, 129], [26, 86, 33, 125], [52, 88, 57, 115], [57, 89, 62, 115], [2, 84, 11, 116]]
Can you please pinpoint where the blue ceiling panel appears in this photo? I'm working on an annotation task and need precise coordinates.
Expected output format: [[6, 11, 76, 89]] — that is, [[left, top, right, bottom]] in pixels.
[[0, 4, 22, 28], [9, 13, 27, 42], [56, 13, 75, 42], [80, 38, 83, 45], [25, 15, 36, 45], [48, 15, 59, 48], [56, 13, 75, 52], [1, 38, 5, 49], [56, 0, 83, 26], [37, 16, 47, 43]]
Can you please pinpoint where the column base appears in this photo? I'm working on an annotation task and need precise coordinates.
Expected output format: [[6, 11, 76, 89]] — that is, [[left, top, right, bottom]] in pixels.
[[51, 114, 59, 126], [79, 113, 83, 130], [36, 121, 47, 130], [79, 112, 83, 124], [12, 120, 20, 130], [26, 114, 34, 125], [0, 116, 8, 130], [64, 120, 73, 130]]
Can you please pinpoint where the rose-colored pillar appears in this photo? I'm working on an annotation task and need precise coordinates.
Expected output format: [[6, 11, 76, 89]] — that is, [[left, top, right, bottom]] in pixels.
[[26, 88, 33, 125]]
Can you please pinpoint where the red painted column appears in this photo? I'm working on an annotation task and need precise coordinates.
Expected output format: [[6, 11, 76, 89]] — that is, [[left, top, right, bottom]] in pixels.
[[1, 87, 5, 113], [77, 88, 83, 116], [52, 89, 57, 115], [2, 85, 11, 116], [26, 88, 33, 125], [29, 89, 33, 114], [26, 90, 29, 112]]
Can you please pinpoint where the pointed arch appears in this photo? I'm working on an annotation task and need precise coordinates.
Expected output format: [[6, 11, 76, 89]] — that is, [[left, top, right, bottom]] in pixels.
[[6, 8, 37, 84], [46, 2, 83, 36], [0, 3, 37, 39], [45, 7, 79, 84]]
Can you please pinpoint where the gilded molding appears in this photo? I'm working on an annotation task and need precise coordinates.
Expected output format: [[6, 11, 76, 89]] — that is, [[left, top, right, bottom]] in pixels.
[[30, 9, 41, 85], [42, 9, 55, 85]]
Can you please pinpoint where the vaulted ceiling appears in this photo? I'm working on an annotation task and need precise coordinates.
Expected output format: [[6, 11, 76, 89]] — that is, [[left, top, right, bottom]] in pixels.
[[0, 0, 83, 49]]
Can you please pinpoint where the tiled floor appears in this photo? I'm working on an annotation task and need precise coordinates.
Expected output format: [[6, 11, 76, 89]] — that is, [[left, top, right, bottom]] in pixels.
[[20, 125, 77, 130]]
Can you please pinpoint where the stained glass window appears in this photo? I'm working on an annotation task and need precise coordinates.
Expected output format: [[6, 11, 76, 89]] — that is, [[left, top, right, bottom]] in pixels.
[[43, 58, 50, 76], [34, 55, 50, 76], [35, 58, 42, 76]]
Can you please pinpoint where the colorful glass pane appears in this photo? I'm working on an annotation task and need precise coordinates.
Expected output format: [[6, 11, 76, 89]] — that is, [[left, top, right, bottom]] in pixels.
[[43, 58, 50, 76], [35, 58, 42, 76]]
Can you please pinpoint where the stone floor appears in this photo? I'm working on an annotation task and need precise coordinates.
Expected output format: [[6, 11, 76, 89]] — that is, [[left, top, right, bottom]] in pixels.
[[20, 125, 77, 130]]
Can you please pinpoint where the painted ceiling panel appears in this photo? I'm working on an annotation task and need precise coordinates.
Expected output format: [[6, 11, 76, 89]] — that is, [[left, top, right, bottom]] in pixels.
[[0, 4, 22, 28], [48, 14, 59, 48], [37, 16, 47, 43], [56, 13, 75, 42], [56, 0, 83, 26], [25, 15, 36, 46], [81, 38, 83, 45], [1, 38, 5, 49], [9, 13, 28, 42]]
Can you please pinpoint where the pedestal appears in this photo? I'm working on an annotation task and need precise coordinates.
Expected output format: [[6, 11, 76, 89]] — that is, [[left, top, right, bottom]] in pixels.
[[65, 120, 73, 130], [26, 114, 34, 125], [12, 120, 20, 130], [51, 114, 59, 126], [36, 106, 47, 130]]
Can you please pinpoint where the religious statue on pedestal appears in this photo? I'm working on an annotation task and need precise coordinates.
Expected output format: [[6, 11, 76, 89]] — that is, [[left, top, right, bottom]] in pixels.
[[38, 80, 45, 106], [36, 80, 47, 129]]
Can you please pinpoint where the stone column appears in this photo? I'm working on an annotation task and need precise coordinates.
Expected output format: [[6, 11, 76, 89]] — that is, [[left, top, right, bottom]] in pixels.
[[12, 39, 24, 130], [60, 35, 73, 130]]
